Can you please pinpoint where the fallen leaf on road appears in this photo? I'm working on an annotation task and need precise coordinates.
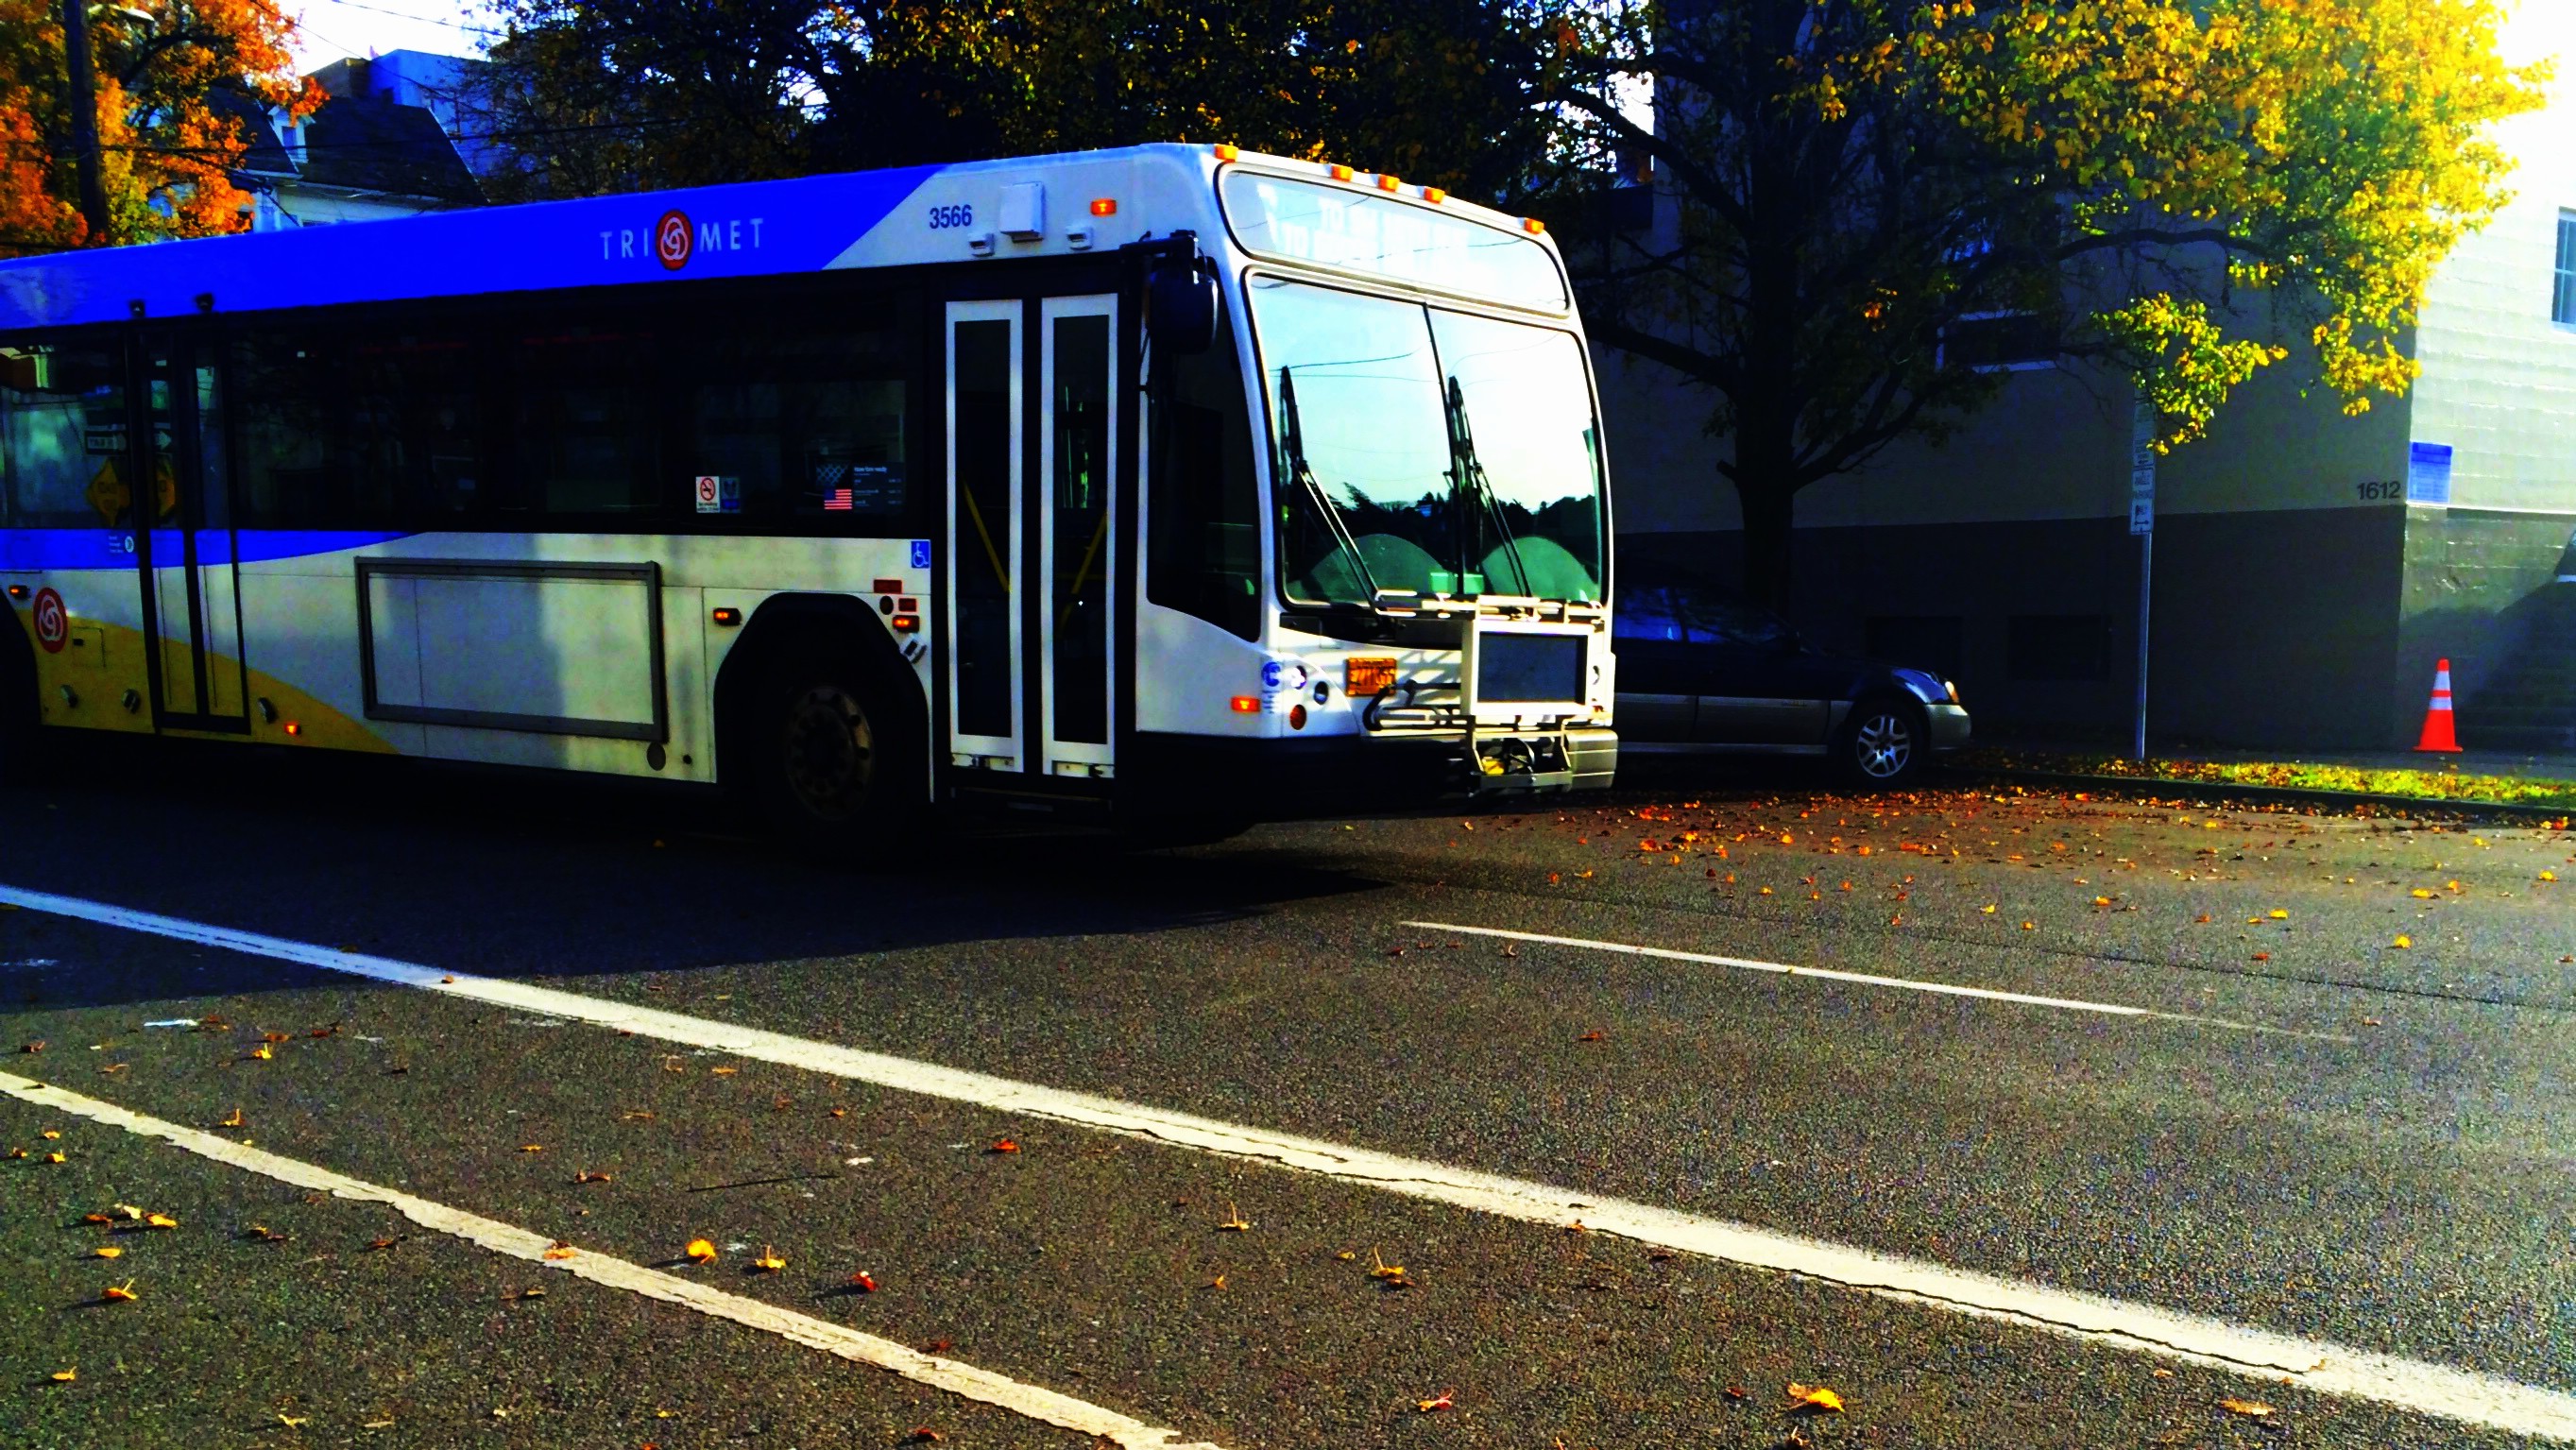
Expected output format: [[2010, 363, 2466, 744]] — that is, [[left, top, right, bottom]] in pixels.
[[44, 1151, 64, 1163], [2268, 910, 2289, 920], [219, 1108, 245, 1129], [515, 1286, 546, 1300], [684, 1237, 718, 1264], [244, 1225, 289, 1243], [49, 1367, 75, 1382], [145, 1213, 178, 1229], [709, 1066, 740, 1077], [2195, 913, 2212, 923], [574, 1170, 612, 1184], [262, 1032, 292, 1044], [519, 1144, 544, 1153], [91, 1245, 121, 1258], [100, 1281, 137, 1303], [905, 1428, 944, 1443], [2218, 1398, 2276, 1419], [1416, 1390, 1455, 1413], [543, 1241, 576, 1260], [1370, 1247, 1407, 1283], [2251, 952, 2270, 962], [2542, 871, 2558, 882], [987, 1138, 1020, 1154], [41, 1129, 59, 1139], [1575, 1030, 1605, 1043], [248, 1046, 273, 1061], [1785, 1383, 1844, 1415], [1207, 1274, 1227, 1290], [2392, 935, 2412, 949], [753, 1245, 786, 1271], [1723, 1386, 1748, 1400], [20, 1041, 43, 1053], [277, 1414, 308, 1427], [850, 1271, 878, 1292], [1982, 904, 1997, 914], [620, 1111, 657, 1121], [111, 1204, 142, 1220], [1218, 1203, 1252, 1232], [366, 1238, 401, 1252], [2411, 888, 2434, 899], [2021, 921, 2036, 930]]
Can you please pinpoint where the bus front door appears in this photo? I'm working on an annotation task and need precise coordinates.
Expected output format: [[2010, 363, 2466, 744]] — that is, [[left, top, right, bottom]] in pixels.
[[944, 294, 1119, 789], [128, 333, 248, 733]]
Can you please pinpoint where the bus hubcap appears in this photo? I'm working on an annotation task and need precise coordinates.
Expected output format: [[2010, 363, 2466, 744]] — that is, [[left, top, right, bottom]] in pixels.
[[781, 684, 874, 819], [1855, 712, 1912, 778]]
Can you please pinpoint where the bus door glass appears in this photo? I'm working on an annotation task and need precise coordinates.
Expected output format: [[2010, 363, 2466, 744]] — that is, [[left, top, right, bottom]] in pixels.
[[944, 293, 1120, 783], [1039, 295, 1116, 777], [130, 333, 247, 729]]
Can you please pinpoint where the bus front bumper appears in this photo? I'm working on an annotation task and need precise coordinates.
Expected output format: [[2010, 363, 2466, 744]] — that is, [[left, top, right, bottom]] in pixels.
[[1125, 725, 1617, 820]]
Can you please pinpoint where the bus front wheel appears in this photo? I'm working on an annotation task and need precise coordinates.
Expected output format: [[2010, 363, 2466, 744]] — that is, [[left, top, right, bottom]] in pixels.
[[749, 661, 912, 842]]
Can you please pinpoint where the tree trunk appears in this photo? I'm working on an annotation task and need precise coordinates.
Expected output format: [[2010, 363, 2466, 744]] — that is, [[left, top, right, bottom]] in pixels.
[[1735, 480, 1795, 611]]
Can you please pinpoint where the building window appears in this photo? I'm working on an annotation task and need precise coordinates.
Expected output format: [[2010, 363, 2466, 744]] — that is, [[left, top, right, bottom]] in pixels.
[[2006, 614, 2109, 683], [2554, 212, 2576, 325], [1941, 312, 2054, 372]]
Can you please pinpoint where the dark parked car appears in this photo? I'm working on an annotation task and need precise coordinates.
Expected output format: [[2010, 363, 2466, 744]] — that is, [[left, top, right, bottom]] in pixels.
[[1612, 575, 1969, 785]]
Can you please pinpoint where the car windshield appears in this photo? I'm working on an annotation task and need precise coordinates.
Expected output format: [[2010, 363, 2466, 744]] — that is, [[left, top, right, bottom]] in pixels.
[[1247, 276, 1604, 608]]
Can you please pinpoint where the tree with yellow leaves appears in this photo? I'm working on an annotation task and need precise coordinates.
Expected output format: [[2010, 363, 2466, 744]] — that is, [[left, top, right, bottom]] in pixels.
[[1535, 0, 2542, 606], [0, 0, 316, 256]]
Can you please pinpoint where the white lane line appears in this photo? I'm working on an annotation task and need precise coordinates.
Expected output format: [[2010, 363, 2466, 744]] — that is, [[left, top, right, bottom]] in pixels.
[[0, 1067, 1222, 1450], [6, 882, 2567, 1442], [1404, 919, 2353, 1042]]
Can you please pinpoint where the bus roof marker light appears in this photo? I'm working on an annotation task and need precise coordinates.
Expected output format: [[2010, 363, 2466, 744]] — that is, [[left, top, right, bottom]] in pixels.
[[1213, 144, 1240, 162], [1523, 217, 1546, 235], [1376, 175, 1403, 193], [1422, 186, 1446, 204], [1329, 164, 1355, 182]]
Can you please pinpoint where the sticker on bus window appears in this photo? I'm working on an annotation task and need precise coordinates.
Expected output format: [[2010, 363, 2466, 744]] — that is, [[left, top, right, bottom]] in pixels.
[[692, 474, 741, 514]]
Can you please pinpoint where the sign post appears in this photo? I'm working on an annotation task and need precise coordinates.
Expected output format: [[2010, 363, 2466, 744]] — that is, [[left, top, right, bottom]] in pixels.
[[2129, 395, 2157, 762]]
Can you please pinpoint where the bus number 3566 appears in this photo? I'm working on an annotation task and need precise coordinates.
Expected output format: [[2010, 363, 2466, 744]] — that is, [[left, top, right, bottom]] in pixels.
[[926, 204, 974, 230]]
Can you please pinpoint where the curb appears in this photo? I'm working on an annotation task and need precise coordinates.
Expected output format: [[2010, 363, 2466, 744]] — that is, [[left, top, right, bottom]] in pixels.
[[1935, 764, 2576, 825]]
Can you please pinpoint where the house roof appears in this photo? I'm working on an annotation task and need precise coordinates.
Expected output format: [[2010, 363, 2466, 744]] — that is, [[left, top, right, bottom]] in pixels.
[[212, 87, 482, 205]]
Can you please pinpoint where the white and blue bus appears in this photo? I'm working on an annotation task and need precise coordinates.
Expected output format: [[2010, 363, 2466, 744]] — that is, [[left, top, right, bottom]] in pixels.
[[0, 143, 1615, 836]]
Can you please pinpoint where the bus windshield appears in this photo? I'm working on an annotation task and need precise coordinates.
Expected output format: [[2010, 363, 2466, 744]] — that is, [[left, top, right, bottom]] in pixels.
[[1249, 276, 1605, 609]]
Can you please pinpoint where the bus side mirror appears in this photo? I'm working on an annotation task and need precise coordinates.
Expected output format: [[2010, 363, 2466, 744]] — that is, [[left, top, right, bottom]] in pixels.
[[1149, 262, 1219, 356]]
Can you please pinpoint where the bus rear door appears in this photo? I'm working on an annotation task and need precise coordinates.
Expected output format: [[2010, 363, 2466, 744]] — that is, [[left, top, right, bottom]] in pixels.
[[128, 332, 248, 733]]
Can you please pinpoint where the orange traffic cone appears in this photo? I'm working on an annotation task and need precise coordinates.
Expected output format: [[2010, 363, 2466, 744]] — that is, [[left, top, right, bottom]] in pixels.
[[2414, 658, 2461, 754]]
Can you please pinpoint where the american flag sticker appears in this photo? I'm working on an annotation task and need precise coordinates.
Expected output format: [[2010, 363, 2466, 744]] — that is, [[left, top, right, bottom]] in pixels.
[[815, 460, 854, 510]]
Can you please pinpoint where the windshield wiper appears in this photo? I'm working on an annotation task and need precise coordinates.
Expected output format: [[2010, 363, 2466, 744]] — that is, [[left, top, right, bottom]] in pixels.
[[1443, 375, 1532, 597], [1278, 367, 1389, 609]]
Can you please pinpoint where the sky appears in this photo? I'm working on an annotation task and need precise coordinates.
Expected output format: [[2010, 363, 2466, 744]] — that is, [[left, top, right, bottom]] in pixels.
[[282, 0, 499, 72]]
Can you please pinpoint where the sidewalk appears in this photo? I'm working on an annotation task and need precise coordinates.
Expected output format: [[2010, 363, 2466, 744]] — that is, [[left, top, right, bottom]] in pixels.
[[1949, 736, 2576, 814]]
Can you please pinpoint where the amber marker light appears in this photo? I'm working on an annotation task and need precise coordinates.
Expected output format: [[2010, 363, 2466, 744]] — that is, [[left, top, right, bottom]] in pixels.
[[1213, 143, 1240, 162], [1422, 186, 1446, 204], [1523, 216, 1546, 235], [281, 721, 302, 737], [1329, 163, 1355, 182], [1229, 695, 1262, 713], [710, 606, 742, 626], [1089, 197, 1117, 216], [891, 614, 920, 634], [1376, 174, 1403, 193]]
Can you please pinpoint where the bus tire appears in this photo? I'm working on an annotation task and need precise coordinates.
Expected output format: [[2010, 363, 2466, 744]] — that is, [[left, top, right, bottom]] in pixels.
[[744, 653, 919, 844], [0, 606, 38, 788]]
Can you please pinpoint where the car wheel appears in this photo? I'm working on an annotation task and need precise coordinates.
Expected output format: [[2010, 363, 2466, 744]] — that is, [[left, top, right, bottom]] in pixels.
[[1838, 695, 1923, 788]]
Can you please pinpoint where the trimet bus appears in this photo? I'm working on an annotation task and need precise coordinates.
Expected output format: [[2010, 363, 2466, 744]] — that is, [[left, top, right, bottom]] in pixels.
[[0, 143, 1615, 837]]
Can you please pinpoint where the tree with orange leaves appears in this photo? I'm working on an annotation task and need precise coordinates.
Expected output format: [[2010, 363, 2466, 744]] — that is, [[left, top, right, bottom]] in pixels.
[[0, 0, 316, 256]]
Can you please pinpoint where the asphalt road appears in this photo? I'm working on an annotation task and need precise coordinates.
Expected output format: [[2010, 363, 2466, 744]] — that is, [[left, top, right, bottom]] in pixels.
[[2, 741, 2571, 1448]]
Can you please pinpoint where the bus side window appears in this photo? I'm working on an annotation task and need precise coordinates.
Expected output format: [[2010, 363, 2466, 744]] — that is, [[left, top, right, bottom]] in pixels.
[[684, 299, 913, 526], [1147, 337, 1260, 640], [0, 343, 125, 528], [235, 334, 369, 526], [514, 324, 661, 517], [348, 331, 487, 519]]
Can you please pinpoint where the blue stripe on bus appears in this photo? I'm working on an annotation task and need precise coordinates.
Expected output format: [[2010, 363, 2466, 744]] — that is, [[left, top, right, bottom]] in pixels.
[[0, 530, 413, 571], [0, 164, 942, 332]]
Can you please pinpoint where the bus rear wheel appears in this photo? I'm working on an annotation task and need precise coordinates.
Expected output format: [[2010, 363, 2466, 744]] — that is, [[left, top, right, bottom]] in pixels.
[[749, 661, 911, 842]]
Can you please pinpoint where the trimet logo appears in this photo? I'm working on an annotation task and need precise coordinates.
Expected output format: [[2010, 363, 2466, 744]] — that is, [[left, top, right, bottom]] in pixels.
[[599, 211, 768, 267]]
